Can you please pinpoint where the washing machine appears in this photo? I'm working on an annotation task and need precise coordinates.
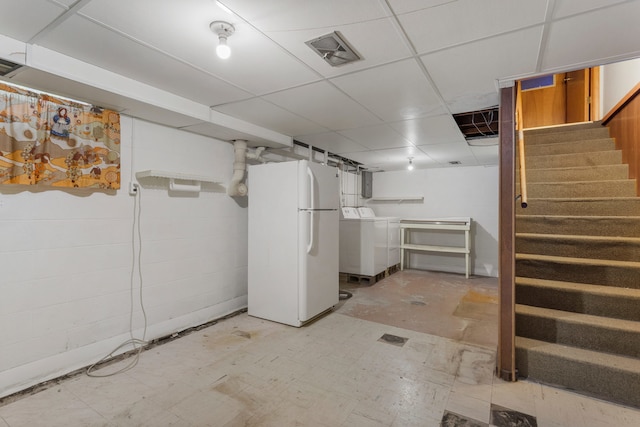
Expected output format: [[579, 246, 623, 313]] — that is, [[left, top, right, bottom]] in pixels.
[[357, 207, 401, 271], [339, 207, 387, 277]]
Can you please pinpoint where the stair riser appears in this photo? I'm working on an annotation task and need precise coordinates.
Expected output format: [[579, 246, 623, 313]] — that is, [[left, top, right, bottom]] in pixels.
[[516, 237, 640, 262], [516, 216, 640, 237], [518, 165, 628, 183], [525, 139, 614, 156], [515, 346, 640, 408], [516, 312, 640, 358], [516, 283, 640, 321], [526, 151, 622, 169], [524, 127, 610, 145], [516, 258, 640, 288], [517, 180, 636, 198], [517, 199, 640, 216]]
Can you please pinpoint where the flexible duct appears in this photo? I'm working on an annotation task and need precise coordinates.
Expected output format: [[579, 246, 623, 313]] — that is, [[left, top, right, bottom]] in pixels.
[[227, 139, 248, 196]]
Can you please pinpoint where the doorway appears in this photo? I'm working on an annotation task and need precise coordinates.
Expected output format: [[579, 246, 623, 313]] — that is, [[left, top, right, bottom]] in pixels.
[[518, 67, 600, 128]]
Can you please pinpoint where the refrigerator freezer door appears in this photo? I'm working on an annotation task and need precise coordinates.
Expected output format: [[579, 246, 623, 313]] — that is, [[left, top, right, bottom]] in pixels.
[[299, 160, 339, 210], [299, 209, 339, 322]]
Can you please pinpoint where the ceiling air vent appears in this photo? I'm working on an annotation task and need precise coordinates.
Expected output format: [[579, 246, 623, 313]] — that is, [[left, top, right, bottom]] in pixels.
[[305, 31, 361, 67], [0, 58, 22, 76], [453, 107, 499, 146]]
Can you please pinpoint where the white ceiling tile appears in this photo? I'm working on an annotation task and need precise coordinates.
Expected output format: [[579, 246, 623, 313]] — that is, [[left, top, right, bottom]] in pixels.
[[0, 0, 66, 42], [331, 59, 443, 121], [223, 0, 388, 31], [552, 0, 629, 19], [543, 2, 640, 72], [421, 26, 543, 113], [357, 146, 437, 171], [263, 81, 381, 130], [387, 0, 459, 15], [390, 114, 465, 145], [418, 142, 477, 166], [37, 15, 253, 105], [213, 98, 327, 136], [397, 0, 547, 54], [469, 143, 499, 165], [78, 0, 320, 95], [295, 132, 367, 155], [262, 19, 413, 78], [338, 124, 412, 150]]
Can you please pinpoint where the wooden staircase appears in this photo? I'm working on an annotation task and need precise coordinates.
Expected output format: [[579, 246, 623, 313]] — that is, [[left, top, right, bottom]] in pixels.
[[515, 122, 640, 408]]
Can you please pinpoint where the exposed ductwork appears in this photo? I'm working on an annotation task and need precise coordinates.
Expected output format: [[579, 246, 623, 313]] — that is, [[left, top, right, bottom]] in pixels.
[[227, 139, 248, 197]]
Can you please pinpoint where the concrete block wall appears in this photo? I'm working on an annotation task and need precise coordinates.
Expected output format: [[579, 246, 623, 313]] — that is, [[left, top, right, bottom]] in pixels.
[[0, 116, 248, 398], [369, 166, 499, 277]]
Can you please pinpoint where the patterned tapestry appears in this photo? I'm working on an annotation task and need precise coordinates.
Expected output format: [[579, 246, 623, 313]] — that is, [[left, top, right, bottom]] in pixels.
[[0, 82, 120, 189]]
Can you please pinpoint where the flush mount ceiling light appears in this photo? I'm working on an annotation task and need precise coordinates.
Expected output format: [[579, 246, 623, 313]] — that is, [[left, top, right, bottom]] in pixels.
[[407, 157, 414, 171], [210, 20, 235, 59], [305, 31, 361, 67]]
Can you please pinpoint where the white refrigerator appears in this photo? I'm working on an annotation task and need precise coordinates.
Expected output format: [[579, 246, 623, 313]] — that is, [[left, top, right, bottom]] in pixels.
[[248, 160, 339, 327]]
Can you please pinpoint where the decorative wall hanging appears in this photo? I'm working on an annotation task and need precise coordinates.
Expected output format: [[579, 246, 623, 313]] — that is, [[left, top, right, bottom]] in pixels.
[[0, 82, 120, 189]]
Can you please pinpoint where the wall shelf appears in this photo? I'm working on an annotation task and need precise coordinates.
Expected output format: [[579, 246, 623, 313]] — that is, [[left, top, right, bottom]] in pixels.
[[367, 196, 424, 203], [135, 170, 223, 193], [400, 217, 472, 278]]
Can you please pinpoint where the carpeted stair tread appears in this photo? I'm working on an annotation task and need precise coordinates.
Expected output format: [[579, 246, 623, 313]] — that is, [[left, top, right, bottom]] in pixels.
[[516, 197, 640, 216], [516, 253, 640, 268], [516, 253, 640, 288], [523, 126, 610, 144], [516, 215, 640, 236], [515, 233, 640, 261], [515, 304, 640, 358], [525, 138, 615, 156], [515, 336, 640, 408], [524, 150, 622, 169], [517, 179, 637, 198], [516, 276, 640, 321], [517, 164, 629, 183]]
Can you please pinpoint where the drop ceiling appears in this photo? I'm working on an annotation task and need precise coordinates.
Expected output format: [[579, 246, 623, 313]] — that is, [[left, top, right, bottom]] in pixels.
[[1, 0, 639, 171]]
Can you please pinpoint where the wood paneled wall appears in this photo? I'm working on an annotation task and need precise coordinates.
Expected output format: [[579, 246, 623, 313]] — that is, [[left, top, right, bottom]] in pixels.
[[603, 82, 640, 196]]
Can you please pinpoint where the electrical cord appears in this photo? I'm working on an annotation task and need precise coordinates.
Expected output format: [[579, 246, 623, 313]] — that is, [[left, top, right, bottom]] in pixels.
[[86, 185, 148, 377]]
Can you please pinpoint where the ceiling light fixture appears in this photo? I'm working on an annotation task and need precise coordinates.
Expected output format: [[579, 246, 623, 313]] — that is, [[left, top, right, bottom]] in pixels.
[[210, 21, 235, 59], [407, 157, 414, 171]]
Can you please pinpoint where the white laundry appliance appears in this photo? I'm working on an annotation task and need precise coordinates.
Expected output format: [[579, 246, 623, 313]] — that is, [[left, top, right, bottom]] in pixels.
[[248, 160, 339, 327], [357, 207, 401, 270], [339, 207, 387, 277]]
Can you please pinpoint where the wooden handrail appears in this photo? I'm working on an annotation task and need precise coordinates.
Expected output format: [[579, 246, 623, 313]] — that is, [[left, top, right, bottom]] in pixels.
[[515, 82, 528, 208]]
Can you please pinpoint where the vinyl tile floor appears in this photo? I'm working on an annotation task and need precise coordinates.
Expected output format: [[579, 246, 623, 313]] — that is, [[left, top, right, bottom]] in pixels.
[[1, 270, 639, 426]]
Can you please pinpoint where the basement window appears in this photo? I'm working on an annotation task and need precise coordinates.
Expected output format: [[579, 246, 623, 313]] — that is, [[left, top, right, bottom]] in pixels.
[[521, 74, 555, 91], [0, 58, 21, 76], [453, 107, 499, 143]]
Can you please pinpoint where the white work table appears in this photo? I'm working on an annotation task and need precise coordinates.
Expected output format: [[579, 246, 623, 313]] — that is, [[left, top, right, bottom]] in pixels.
[[400, 217, 472, 278]]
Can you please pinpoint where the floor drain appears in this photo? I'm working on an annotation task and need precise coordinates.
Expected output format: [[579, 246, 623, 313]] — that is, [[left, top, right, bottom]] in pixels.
[[378, 333, 408, 347]]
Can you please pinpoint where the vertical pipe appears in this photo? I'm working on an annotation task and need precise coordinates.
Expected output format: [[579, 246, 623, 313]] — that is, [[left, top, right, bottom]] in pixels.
[[497, 85, 517, 381]]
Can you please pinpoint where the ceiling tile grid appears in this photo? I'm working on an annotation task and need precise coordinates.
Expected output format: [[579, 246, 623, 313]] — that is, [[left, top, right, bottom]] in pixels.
[[2, 0, 640, 171]]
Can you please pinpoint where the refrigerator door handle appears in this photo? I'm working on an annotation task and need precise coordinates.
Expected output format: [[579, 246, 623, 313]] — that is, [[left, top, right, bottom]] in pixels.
[[306, 166, 315, 254], [306, 166, 315, 210], [307, 211, 314, 254]]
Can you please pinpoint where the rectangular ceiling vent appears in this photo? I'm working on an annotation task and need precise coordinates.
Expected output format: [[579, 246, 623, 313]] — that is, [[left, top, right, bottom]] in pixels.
[[453, 107, 499, 145], [0, 58, 22, 76], [305, 31, 361, 67]]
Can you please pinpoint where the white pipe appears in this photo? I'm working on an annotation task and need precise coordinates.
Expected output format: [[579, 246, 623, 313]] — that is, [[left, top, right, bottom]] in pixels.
[[228, 139, 248, 197], [246, 146, 267, 163]]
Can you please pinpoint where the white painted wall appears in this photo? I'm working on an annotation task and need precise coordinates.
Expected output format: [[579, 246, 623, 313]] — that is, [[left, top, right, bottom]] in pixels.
[[601, 57, 640, 115], [367, 166, 499, 277], [0, 116, 247, 398]]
